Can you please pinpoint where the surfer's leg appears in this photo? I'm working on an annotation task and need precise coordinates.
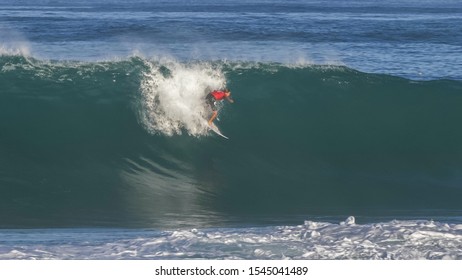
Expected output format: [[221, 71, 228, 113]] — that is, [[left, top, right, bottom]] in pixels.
[[206, 95, 218, 125], [208, 110, 218, 125]]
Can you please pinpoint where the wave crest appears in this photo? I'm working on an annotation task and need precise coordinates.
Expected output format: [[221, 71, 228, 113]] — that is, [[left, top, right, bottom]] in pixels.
[[0, 27, 31, 57]]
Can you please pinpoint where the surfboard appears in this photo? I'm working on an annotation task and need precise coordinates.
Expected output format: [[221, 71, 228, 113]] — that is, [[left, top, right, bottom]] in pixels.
[[209, 123, 228, 139]]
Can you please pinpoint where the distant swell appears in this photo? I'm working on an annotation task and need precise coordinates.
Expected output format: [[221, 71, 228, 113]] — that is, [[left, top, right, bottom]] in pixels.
[[1, 55, 462, 228]]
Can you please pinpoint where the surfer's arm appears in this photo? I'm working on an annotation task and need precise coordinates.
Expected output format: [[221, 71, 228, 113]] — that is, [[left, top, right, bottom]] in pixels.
[[226, 96, 234, 103]]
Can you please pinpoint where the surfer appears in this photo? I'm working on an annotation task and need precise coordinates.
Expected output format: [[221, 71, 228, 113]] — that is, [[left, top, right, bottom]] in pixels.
[[206, 89, 234, 125]]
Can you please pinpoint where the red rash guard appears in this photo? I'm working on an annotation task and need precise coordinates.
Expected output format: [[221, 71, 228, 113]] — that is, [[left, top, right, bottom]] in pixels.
[[210, 90, 227, 100]]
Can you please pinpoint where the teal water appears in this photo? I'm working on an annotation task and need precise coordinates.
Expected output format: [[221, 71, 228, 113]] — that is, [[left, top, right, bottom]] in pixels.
[[1, 56, 462, 228], [2, 0, 462, 260]]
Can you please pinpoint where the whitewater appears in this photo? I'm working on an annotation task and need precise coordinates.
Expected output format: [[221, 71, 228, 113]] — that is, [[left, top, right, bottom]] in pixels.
[[1, 0, 462, 260], [1, 217, 462, 260]]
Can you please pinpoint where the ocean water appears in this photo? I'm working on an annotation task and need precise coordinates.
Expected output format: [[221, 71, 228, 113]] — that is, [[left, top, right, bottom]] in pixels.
[[1, 0, 462, 259]]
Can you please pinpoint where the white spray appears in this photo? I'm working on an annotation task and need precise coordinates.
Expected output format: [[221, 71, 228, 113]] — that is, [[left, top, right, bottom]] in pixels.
[[0, 26, 31, 56], [139, 59, 226, 136]]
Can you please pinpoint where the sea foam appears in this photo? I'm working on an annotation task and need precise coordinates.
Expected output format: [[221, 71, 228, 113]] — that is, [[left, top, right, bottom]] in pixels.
[[1, 217, 461, 260]]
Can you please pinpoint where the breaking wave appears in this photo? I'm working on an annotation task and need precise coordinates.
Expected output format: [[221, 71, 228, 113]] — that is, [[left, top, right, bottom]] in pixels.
[[1, 54, 462, 228]]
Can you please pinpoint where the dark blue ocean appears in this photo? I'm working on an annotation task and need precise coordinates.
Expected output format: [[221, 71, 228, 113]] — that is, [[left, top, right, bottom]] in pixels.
[[1, 0, 462, 259]]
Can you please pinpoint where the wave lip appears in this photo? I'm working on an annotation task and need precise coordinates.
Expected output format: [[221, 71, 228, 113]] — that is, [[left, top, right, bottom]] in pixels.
[[0, 27, 31, 57]]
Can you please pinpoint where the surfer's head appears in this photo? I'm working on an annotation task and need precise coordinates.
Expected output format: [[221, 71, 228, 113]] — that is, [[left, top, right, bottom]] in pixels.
[[224, 88, 231, 96]]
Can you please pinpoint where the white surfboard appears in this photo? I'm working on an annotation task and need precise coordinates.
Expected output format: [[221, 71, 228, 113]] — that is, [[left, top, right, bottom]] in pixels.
[[209, 123, 228, 139]]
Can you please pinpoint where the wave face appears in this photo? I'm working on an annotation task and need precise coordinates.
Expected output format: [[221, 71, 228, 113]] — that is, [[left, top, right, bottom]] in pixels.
[[1, 55, 462, 228]]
